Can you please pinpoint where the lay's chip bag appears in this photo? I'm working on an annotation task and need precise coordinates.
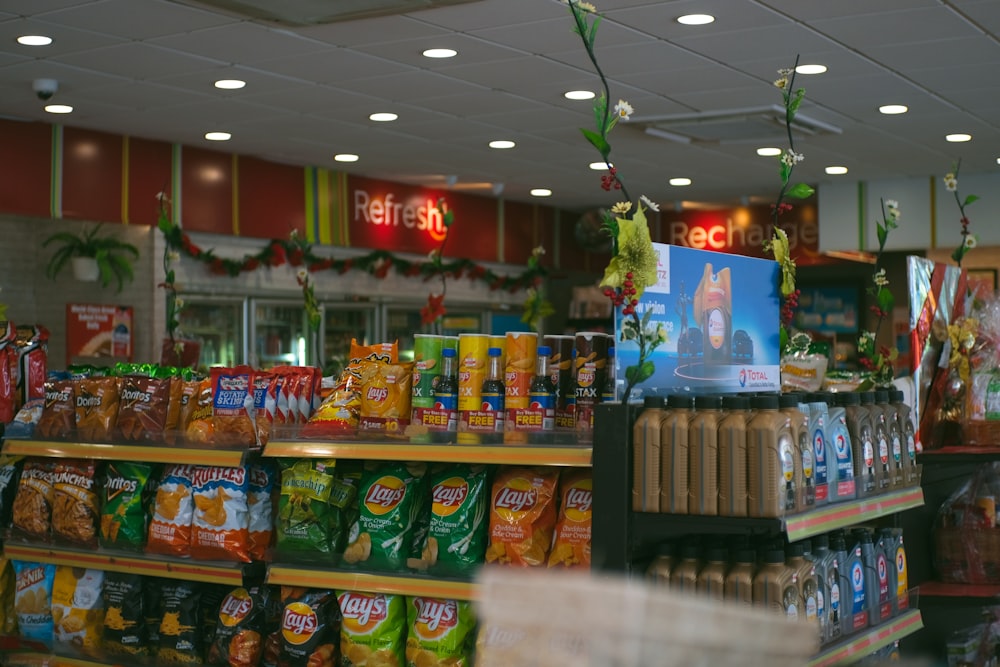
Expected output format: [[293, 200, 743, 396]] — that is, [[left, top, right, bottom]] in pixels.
[[303, 340, 397, 437], [14, 560, 56, 646], [208, 585, 270, 667], [337, 591, 406, 667], [358, 361, 414, 437], [547, 469, 593, 569], [404, 597, 474, 667], [342, 462, 428, 572], [418, 465, 489, 576], [52, 565, 104, 655], [190, 465, 251, 563], [485, 467, 558, 567], [248, 463, 277, 562]]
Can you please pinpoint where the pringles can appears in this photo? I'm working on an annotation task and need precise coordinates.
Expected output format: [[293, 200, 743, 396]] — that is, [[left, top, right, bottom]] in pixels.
[[544, 335, 576, 430], [574, 332, 609, 434]]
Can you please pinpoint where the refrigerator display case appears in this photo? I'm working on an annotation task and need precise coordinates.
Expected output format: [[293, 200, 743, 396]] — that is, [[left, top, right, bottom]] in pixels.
[[251, 300, 314, 369], [383, 304, 489, 361], [322, 302, 378, 377], [177, 297, 247, 368]]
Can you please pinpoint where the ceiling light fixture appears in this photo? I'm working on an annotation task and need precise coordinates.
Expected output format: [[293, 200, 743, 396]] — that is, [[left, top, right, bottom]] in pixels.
[[17, 35, 52, 46], [334, 153, 359, 162], [369, 112, 398, 122], [44, 104, 72, 114], [795, 64, 827, 75], [564, 90, 595, 100], [677, 14, 715, 25], [946, 133, 972, 142], [214, 79, 246, 90], [205, 131, 231, 141], [825, 166, 849, 175], [488, 140, 515, 149], [589, 161, 611, 170], [669, 178, 692, 186], [879, 104, 908, 115], [756, 147, 782, 157], [422, 48, 457, 58], [530, 188, 552, 197]]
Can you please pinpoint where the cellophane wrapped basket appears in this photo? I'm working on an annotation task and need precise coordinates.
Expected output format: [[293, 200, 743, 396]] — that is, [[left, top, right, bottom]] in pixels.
[[935, 462, 1000, 584]]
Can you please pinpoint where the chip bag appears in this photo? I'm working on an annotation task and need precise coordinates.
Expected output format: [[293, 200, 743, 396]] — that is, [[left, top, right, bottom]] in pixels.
[[185, 378, 215, 444], [158, 581, 203, 664], [329, 462, 363, 555], [145, 578, 165, 655], [0, 456, 25, 529], [51, 458, 99, 547], [248, 462, 277, 562], [337, 591, 406, 667], [101, 461, 155, 551], [343, 462, 428, 572], [116, 374, 173, 443], [278, 587, 340, 667], [0, 322, 16, 424], [13, 560, 56, 646], [253, 372, 278, 446], [191, 466, 251, 563], [303, 340, 398, 437], [208, 585, 270, 667], [486, 467, 558, 567], [52, 565, 104, 654], [414, 465, 489, 576], [358, 361, 414, 436], [74, 376, 121, 442], [12, 458, 55, 541], [0, 558, 16, 636], [36, 379, 76, 441], [146, 465, 196, 558], [404, 597, 475, 667], [103, 571, 148, 657], [276, 459, 338, 563], [211, 366, 258, 448], [4, 398, 44, 439], [547, 469, 593, 569]]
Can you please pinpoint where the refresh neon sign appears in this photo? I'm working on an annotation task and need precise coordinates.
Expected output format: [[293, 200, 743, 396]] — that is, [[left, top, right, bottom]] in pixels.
[[354, 189, 447, 242]]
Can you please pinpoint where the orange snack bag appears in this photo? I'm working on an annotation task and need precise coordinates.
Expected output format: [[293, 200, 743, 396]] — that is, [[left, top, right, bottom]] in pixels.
[[304, 340, 397, 437], [210, 366, 257, 448], [486, 466, 558, 567], [183, 379, 214, 444], [252, 371, 277, 446], [146, 464, 195, 558], [358, 361, 413, 436], [190, 465, 251, 563], [547, 469, 593, 569]]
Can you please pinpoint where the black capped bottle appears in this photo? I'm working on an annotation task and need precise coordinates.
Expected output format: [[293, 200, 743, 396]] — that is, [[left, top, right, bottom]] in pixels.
[[602, 346, 617, 403], [480, 346, 505, 442], [529, 345, 556, 439], [434, 347, 459, 433]]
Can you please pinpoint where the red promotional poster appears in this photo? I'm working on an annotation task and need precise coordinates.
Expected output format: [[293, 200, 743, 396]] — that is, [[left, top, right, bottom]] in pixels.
[[66, 304, 133, 365]]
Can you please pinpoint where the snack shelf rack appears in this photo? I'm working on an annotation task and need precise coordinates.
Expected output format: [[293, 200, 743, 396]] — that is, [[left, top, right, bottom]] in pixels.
[[807, 609, 924, 667], [264, 439, 593, 467], [2, 542, 261, 586], [1, 439, 248, 467], [266, 564, 478, 601], [2, 651, 115, 667]]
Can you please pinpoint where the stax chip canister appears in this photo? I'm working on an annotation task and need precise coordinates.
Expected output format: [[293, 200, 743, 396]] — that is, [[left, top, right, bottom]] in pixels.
[[116, 375, 172, 443], [146, 465, 196, 558], [342, 462, 428, 572], [51, 565, 104, 654], [211, 367, 258, 448], [404, 597, 475, 667], [276, 459, 337, 562], [544, 335, 576, 430], [36, 379, 76, 441], [74, 376, 120, 442], [573, 332, 609, 434], [547, 469, 593, 569], [157, 580, 204, 664], [248, 463, 277, 562], [419, 465, 489, 576], [102, 571, 147, 657], [486, 467, 559, 567], [12, 458, 55, 541], [51, 458, 99, 547], [208, 585, 270, 667], [0, 558, 15, 636], [412, 334, 445, 411], [358, 361, 414, 436], [278, 587, 340, 667], [100, 461, 155, 551], [190, 466, 251, 563], [457, 334, 489, 414], [13, 560, 56, 645], [504, 332, 537, 410], [337, 591, 406, 667]]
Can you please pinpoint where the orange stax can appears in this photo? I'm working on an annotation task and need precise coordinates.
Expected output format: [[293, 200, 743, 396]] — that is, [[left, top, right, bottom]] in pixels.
[[504, 332, 537, 410], [457, 333, 490, 412]]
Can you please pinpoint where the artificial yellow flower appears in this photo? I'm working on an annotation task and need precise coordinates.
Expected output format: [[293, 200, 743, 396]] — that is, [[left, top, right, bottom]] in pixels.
[[611, 201, 631, 215], [600, 206, 658, 299], [770, 228, 796, 296]]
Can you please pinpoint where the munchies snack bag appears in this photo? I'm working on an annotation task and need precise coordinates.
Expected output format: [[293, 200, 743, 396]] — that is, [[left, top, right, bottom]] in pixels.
[[547, 469, 593, 569], [337, 591, 406, 667], [190, 466, 251, 563], [304, 340, 397, 437], [485, 467, 558, 567]]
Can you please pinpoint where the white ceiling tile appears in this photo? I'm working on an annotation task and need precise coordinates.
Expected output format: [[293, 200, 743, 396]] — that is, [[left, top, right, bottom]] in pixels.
[[294, 15, 451, 48], [405, 0, 565, 31], [345, 70, 487, 100], [432, 56, 582, 92], [1, 0, 95, 15], [672, 23, 837, 66], [50, 42, 226, 80], [471, 17, 639, 57], [356, 32, 527, 68], [812, 6, 981, 47], [608, 0, 789, 37], [148, 64, 305, 93], [69, 81, 213, 111], [39, 0, 238, 40], [150, 22, 330, 64], [249, 49, 405, 84], [0, 18, 126, 56], [414, 90, 545, 117], [757, 0, 939, 21], [238, 85, 384, 119]]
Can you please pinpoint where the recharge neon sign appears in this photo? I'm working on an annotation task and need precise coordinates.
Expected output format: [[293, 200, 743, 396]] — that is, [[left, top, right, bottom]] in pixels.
[[354, 189, 447, 242]]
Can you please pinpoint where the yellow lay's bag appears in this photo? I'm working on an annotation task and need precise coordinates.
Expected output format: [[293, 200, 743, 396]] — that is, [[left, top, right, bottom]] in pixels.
[[304, 340, 397, 437], [358, 362, 413, 437], [547, 469, 592, 569]]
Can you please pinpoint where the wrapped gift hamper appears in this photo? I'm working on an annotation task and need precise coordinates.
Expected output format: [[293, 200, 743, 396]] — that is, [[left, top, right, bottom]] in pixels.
[[936, 463, 1000, 584]]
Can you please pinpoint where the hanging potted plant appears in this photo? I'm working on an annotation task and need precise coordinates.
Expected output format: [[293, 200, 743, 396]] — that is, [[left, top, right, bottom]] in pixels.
[[43, 224, 139, 292]]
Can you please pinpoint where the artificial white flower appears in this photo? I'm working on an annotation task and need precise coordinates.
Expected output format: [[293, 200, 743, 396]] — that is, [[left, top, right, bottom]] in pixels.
[[614, 99, 634, 121], [874, 268, 889, 287], [639, 194, 660, 212], [155, 191, 169, 203], [885, 200, 900, 222], [944, 173, 958, 192], [531, 245, 546, 257], [573, 0, 597, 11], [777, 68, 794, 76], [611, 201, 632, 215], [166, 250, 181, 263], [296, 267, 309, 282], [774, 77, 789, 90], [965, 234, 978, 249], [174, 298, 184, 310], [780, 150, 804, 166]]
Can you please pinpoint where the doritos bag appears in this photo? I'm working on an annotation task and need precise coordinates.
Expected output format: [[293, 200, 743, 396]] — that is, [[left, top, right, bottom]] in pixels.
[[116, 374, 172, 443], [248, 463, 276, 562], [337, 591, 406, 667], [101, 461, 156, 551], [146, 465, 196, 558], [404, 597, 475, 667], [52, 565, 104, 654], [211, 366, 258, 448], [303, 340, 397, 437], [190, 466, 251, 563], [278, 587, 339, 667], [208, 585, 270, 667], [418, 464, 489, 576], [486, 467, 559, 567], [13, 560, 56, 646], [548, 469, 593, 569], [102, 572, 148, 657], [74, 376, 120, 442], [36, 379, 76, 441], [12, 458, 55, 541]]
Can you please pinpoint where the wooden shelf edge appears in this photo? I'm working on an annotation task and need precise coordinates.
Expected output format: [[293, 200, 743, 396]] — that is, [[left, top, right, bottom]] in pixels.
[[266, 564, 479, 601], [2, 440, 247, 467], [808, 610, 923, 667], [264, 440, 592, 467], [784, 487, 925, 542], [2, 651, 115, 667]]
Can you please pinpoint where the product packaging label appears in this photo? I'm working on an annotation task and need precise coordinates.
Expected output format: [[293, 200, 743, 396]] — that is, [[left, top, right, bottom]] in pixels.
[[831, 418, 857, 498], [876, 553, 892, 621], [896, 546, 909, 611], [850, 557, 867, 631]]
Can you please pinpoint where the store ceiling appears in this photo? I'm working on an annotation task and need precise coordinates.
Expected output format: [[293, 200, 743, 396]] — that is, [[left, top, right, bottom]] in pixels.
[[0, 0, 998, 211]]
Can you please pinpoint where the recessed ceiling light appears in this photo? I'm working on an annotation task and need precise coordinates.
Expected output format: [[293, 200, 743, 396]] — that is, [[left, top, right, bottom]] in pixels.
[[795, 64, 827, 75], [825, 166, 849, 175], [946, 133, 972, 142], [879, 104, 908, 115], [334, 153, 359, 162], [488, 140, 516, 149], [996, 157, 1000, 165], [677, 14, 715, 25], [530, 188, 552, 197], [17, 35, 52, 46], [205, 131, 231, 141], [214, 79, 246, 90], [564, 90, 595, 100], [44, 104, 72, 114], [422, 48, 457, 59], [756, 147, 782, 157], [589, 161, 612, 170], [669, 177, 692, 186], [369, 112, 398, 122]]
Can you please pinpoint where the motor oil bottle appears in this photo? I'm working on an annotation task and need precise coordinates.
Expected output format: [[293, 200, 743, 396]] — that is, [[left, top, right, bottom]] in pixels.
[[689, 395, 722, 516], [811, 534, 831, 643], [753, 550, 797, 617], [632, 396, 666, 512], [890, 389, 918, 486], [646, 542, 676, 586], [844, 532, 869, 634], [862, 391, 891, 493], [718, 395, 750, 517], [787, 542, 819, 632], [838, 391, 877, 496], [880, 391, 905, 489], [747, 395, 796, 518], [827, 532, 847, 643], [806, 393, 833, 505], [828, 396, 858, 500], [884, 527, 909, 613], [660, 395, 693, 514], [854, 528, 885, 628], [875, 528, 898, 620], [697, 547, 728, 602], [780, 393, 813, 511], [671, 544, 701, 594], [725, 549, 755, 607]]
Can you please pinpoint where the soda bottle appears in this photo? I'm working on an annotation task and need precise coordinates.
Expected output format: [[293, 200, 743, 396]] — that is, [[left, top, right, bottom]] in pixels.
[[529, 345, 556, 441], [481, 346, 505, 443], [434, 347, 459, 434]]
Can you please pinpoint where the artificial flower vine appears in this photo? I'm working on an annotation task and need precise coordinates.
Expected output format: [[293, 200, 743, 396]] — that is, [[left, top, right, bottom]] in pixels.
[[419, 197, 454, 325], [521, 246, 555, 332], [944, 161, 979, 266], [567, 0, 664, 402], [156, 192, 185, 356], [857, 199, 901, 387]]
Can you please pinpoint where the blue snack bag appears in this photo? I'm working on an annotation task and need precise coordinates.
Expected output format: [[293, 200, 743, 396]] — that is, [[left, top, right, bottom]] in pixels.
[[13, 560, 56, 646]]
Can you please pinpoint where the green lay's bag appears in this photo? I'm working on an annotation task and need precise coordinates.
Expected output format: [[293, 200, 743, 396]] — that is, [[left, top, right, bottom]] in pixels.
[[276, 459, 337, 562], [328, 462, 362, 555], [342, 462, 428, 572], [100, 461, 155, 551], [337, 591, 406, 667], [420, 465, 489, 576], [404, 597, 475, 667]]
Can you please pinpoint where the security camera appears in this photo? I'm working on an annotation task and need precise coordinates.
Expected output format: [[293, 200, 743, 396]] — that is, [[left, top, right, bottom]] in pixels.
[[33, 78, 58, 101]]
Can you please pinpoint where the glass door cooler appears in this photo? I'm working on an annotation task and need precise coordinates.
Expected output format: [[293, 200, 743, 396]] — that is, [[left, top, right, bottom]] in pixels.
[[251, 300, 314, 369], [177, 297, 247, 369], [322, 302, 378, 377], [382, 304, 489, 361]]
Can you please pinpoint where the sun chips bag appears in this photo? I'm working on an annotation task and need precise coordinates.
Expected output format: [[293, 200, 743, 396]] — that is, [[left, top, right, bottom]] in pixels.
[[337, 591, 406, 667], [276, 459, 338, 563], [486, 467, 558, 567]]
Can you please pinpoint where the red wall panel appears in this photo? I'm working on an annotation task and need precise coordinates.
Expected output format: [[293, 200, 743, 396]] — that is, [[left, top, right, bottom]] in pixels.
[[0, 120, 52, 218], [62, 127, 122, 223], [127, 137, 172, 226], [180, 146, 232, 234], [238, 156, 305, 239]]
